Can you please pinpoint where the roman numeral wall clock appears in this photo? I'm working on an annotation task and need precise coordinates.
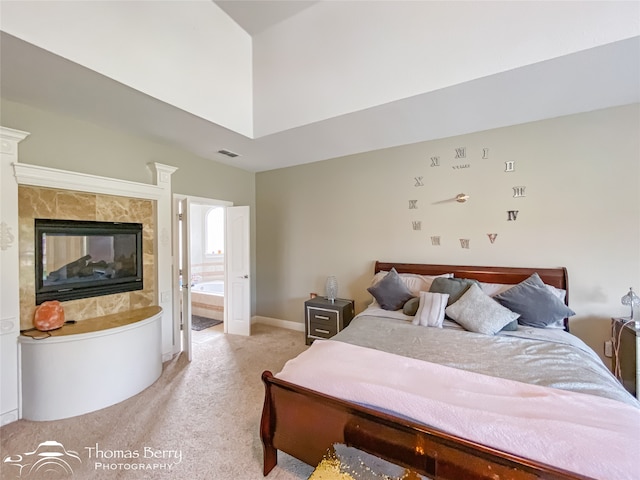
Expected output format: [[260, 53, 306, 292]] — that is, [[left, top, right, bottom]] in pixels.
[[409, 145, 527, 249]]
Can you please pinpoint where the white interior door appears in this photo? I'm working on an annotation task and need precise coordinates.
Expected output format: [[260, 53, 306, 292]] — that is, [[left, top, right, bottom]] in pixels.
[[225, 206, 251, 336], [180, 198, 193, 361]]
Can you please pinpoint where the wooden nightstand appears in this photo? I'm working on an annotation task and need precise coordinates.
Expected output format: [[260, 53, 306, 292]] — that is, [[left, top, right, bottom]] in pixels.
[[611, 317, 640, 400], [305, 297, 355, 345]]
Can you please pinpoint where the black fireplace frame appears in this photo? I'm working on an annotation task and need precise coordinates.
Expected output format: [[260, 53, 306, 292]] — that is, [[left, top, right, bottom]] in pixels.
[[35, 219, 144, 305]]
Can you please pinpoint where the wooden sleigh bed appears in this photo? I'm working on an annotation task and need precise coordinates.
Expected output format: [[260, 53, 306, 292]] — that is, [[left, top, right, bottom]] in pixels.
[[260, 262, 639, 480]]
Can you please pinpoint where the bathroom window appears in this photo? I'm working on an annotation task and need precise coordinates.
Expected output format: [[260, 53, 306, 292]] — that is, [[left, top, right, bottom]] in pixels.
[[206, 207, 225, 255]]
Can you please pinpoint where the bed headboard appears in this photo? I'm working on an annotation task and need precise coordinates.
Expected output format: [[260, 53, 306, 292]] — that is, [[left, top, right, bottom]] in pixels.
[[374, 262, 570, 329]]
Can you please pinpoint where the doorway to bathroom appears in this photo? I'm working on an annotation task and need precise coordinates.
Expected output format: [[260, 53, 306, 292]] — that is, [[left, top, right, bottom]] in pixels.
[[173, 194, 251, 360], [189, 203, 225, 332], [176, 197, 229, 344]]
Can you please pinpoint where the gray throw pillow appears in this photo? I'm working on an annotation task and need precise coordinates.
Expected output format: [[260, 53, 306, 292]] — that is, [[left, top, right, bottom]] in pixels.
[[429, 277, 479, 306], [445, 284, 520, 335], [494, 273, 576, 328], [367, 268, 414, 311], [500, 320, 519, 331], [402, 296, 420, 316]]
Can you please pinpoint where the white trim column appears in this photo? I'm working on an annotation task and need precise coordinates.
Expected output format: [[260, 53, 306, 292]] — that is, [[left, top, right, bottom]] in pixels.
[[148, 163, 178, 360], [0, 127, 29, 425]]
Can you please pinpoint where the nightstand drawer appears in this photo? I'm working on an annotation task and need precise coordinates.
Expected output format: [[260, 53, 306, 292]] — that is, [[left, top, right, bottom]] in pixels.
[[308, 308, 338, 326], [309, 323, 338, 339]]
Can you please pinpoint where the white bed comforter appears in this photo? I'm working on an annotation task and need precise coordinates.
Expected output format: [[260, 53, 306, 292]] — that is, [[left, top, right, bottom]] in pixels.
[[276, 340, 640, 480]]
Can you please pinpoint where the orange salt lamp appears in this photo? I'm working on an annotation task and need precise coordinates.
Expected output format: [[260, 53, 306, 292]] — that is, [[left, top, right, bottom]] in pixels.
[[33, 301, 65, 331]]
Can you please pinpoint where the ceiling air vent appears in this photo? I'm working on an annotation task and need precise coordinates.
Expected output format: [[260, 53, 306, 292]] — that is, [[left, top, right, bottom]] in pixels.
[[217, 149, 240, 158]]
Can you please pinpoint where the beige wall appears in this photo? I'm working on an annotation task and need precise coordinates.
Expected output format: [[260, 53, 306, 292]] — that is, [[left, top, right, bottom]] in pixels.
[[256, 105, 640, 362], [0, 99, 255, 203], [0, 98, 257, 312]]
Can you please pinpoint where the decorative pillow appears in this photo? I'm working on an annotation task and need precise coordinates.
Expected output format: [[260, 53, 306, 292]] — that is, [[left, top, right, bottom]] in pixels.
[[367, 268, 414, 311], [371, 271, 453, 297], [480, 281, 567, 303], [500, 319, 519, 331], [479, 282, 515, 297], [412, 291, 449, 327], [402, 297, 420, 316], [429, 277, 479, 306], [493, 273, 576, 328], [478, 283, 519, 332], [445, 284, 520, 335]]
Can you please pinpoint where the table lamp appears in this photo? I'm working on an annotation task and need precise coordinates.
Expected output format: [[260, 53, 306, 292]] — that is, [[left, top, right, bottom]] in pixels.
[[621, 287, 640, 327]]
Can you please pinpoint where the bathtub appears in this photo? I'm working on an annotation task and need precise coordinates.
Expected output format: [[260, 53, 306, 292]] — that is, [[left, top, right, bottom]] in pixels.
[[191, 281, 224, 321], [192, 281, 224, 295]]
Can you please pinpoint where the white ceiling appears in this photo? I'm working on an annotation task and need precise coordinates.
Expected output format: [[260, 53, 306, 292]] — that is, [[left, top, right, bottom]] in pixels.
[[0, 3, 638, 173], [214, 1, 318, 35]]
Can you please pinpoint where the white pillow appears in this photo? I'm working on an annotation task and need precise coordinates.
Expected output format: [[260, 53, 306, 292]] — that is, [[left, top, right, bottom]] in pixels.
[[445, 283, 520, 335], [478, 282, 514, 297], [411, 291, 449, 328]]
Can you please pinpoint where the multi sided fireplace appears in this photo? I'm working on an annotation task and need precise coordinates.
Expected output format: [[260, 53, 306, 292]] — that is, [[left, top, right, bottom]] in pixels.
[[34, 218, 143, 304]]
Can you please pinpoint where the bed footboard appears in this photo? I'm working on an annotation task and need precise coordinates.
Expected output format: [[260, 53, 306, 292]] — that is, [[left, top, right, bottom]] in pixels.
[[261, 370, 350, 474], [260, 371, 591, 480]]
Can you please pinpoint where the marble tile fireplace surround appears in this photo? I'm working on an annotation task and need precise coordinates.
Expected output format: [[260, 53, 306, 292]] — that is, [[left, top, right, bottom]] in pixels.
[[0, 126, 178, 424], [18, 185, 157, 328], [18, 185, 156, 330]]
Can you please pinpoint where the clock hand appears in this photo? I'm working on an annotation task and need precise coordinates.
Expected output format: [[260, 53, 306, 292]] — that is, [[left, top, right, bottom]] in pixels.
[[432, 193, 469, 205]]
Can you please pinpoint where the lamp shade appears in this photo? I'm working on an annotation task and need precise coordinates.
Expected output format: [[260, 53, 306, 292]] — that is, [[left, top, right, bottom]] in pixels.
[[621, 287, 640, 319], [325, 276, 338, 302]]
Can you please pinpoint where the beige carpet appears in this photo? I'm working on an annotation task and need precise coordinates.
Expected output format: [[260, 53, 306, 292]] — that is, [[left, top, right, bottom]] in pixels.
[[0, 324, 315, 480]]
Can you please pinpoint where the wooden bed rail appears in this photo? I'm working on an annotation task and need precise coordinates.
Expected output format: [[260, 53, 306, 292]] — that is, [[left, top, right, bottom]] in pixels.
[[260, 371, 592, 480]]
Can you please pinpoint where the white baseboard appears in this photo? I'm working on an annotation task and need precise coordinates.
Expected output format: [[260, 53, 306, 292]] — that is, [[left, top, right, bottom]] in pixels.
[[1, 409, 19, 426], [253, 316, 305, 332], [162, 352, 174, 362]]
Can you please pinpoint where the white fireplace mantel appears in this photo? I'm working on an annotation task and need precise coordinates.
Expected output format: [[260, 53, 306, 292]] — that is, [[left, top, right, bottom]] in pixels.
[[13, 162, 164, 199]]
